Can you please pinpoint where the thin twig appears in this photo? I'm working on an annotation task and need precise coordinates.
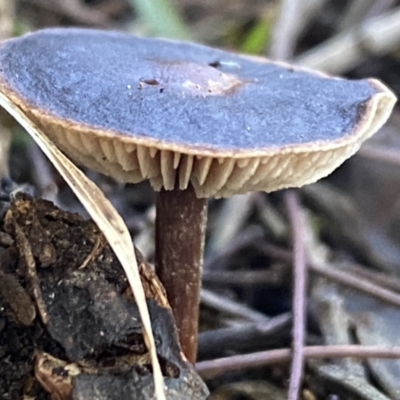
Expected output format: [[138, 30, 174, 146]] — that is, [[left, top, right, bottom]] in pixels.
[[203, 264, 287, 286], [262, 243, 400, 309], [204, 225, 264, 271], [206, 194, 255, 257], [310, 261, 400, 308], [285, 191, 307, 400], [338, 0, 376, 31], [336, 261, 400, 293], [198, 313, 291, 360], [253, 193, 287, 239], [196, 345, 400, 379], [201, 288, 270, 324]]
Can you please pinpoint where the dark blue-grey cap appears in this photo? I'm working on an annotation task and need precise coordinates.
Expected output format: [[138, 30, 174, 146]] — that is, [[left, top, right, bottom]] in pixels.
[[0, 28, 395, 197]]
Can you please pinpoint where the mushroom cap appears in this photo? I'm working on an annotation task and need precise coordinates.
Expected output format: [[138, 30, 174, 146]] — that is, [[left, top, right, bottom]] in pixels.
[[0, 28, 396, 197]]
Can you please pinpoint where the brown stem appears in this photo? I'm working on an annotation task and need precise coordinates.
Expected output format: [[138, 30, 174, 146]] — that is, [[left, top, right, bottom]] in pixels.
[[155, 185, 207, 363]]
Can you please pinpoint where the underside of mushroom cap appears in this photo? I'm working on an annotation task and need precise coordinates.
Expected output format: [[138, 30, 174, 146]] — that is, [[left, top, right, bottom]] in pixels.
[[0, 28, 396, 197]]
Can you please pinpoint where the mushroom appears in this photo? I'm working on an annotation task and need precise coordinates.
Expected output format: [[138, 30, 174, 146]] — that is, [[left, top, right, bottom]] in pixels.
[[0, 28, 395, 364]]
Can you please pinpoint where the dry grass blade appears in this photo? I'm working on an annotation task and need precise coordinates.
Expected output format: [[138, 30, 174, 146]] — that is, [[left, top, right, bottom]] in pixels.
[[0, 92, 166, 400]]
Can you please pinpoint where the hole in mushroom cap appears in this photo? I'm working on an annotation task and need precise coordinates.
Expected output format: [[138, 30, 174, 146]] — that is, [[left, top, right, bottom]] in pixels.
[[208, 60, 241, 69], [139, 78, 160, 86], [208, 61, 221, 68]]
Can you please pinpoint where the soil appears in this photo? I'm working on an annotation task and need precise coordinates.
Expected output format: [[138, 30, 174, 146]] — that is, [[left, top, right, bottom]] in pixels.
[[0, 193, 207, 399]]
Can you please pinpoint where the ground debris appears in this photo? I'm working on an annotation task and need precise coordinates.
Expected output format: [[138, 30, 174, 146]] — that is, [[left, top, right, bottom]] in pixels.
[[0, 193, 208, 399]]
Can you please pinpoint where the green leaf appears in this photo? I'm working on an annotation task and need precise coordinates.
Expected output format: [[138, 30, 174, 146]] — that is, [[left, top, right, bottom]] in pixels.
[[241, 19, 271, 55], [129, 0, 192, 40]]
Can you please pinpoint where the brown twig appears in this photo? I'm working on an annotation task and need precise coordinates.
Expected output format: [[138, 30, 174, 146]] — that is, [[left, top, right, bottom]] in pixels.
[[285, 191, 307, 400], [196, 345, 400, 380], [14, 225, 49, 324]]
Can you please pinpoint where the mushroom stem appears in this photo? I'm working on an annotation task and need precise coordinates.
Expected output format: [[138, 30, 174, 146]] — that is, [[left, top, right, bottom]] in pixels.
[[155, 185, 207, 363]]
